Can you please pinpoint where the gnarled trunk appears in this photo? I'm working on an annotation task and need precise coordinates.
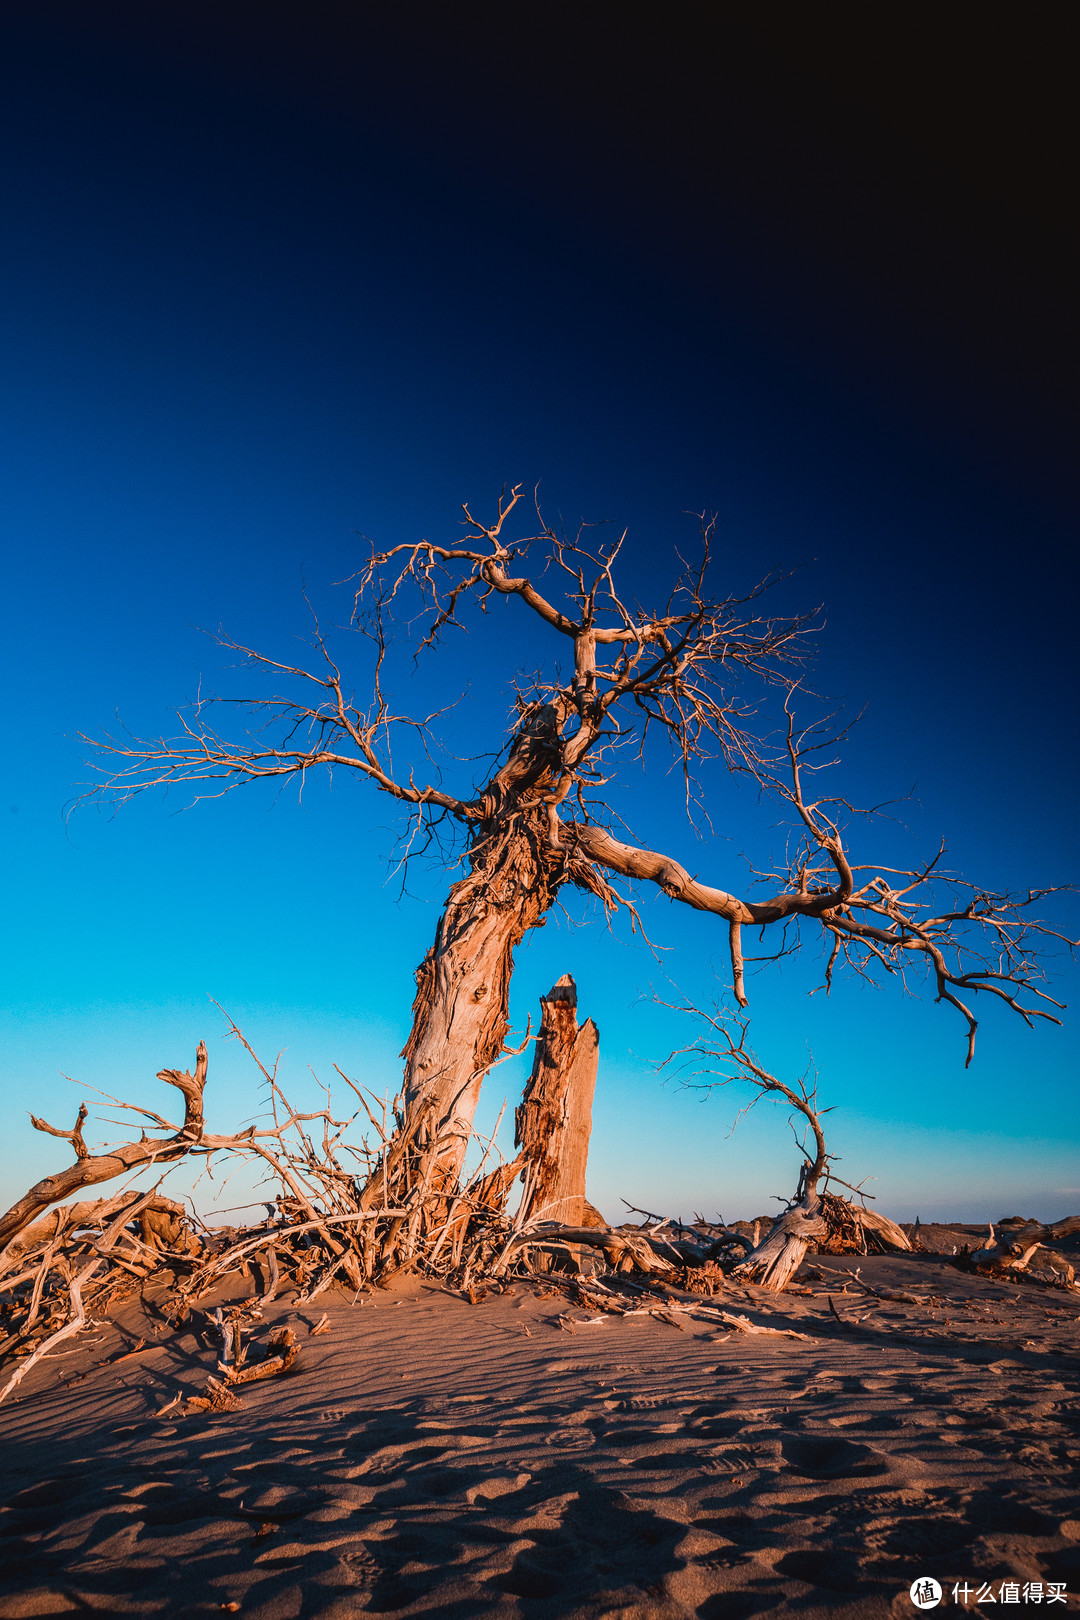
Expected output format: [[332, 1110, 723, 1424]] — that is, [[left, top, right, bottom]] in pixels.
[[734, 1191, 829, 1290], [383, 693, 614, 1200], [399, 807, 563, 1182]]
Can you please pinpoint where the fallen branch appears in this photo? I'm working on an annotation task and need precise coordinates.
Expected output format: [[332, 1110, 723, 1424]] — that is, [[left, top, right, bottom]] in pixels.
[[0, 1047, 215, 1254], [839, 1267, 929, 1306], [493, 1222, 677, 1278], [967, 1227, 1078, 1291], [703, 1308, 810, 1340], [221, 1326, 299, 1386]]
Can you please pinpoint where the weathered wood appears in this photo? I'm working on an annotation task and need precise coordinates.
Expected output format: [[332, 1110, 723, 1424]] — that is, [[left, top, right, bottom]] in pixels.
[[399, 836, 549, 1182], [968, 1230, 1078, 1290], [514, 975, 599, 1227], [733, 1193, 911, 1291], [0, 1257, 105, 1407], [0, 1191, 151, 1273], [398, 708, 576, 1184], [430, 1158, 525, 1265], [0, 1047, 209, 1254], [495, 1223, 676, 1277], [857, 1207, 911, 1253], [222, 1326, 299, 1386], [733, 1193, 829, 1290], [138, 1196, 203, 1256]]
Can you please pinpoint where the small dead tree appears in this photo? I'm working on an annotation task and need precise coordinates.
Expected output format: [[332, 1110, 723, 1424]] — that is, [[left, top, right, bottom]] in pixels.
[[81, 487, 1072, 1202], [666, 1008, 909, 1290]]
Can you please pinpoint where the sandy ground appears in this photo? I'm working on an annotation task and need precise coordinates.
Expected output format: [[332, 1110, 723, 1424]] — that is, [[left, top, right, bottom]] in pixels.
[[1, 1251, 1078, 1619]]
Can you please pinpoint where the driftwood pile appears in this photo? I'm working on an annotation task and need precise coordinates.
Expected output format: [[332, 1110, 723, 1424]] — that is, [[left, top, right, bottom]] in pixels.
[[964, 1218, 1079, 1288]]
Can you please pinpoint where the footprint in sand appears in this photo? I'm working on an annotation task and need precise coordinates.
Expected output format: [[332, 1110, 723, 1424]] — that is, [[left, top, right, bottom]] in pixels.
[[781, 1434, 891, 1479], [544, 1426, 594, 1448]]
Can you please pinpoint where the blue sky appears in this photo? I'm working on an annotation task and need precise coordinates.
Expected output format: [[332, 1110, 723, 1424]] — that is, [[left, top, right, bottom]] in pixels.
[[1, 7, 1076, 1224]]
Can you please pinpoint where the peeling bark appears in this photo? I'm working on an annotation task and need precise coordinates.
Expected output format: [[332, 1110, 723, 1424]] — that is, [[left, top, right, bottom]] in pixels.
[[397, 703, 576, 1179], [400, 825, 562, 1178], [515, 974, 599, 1227], [734, 1193, 829, 1290]]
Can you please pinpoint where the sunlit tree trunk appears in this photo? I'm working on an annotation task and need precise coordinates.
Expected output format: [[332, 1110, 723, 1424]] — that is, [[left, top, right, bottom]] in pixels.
[[394, 698, 577, 1181], [400, 812, 563, 1179], [515, 973, 599, 1226]]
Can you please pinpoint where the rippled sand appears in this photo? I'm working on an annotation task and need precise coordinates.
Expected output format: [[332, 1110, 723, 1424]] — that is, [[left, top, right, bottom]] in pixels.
[[1, 1254, 1077, 1617]]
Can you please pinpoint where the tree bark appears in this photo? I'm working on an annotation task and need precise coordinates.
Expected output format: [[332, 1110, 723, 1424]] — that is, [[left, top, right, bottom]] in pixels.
[[733, 1192, 829, 1290], [515, 974, 599, 1226], [399, 806, 564, 1182]]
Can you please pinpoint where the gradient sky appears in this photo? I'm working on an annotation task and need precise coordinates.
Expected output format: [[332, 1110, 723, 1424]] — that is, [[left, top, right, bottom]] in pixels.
[[2, 6, 1076, 1225]]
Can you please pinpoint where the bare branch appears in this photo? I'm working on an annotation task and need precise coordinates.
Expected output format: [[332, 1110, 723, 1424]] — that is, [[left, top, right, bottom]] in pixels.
[[0, 1043, 256, 1254], [76, 487, 1072, 1118]]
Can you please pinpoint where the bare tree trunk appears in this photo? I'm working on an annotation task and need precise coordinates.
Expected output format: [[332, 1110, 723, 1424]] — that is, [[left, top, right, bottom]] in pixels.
[[515, 974, 599, 1226], [730, 1077, 831, 1290], [734, 1192, 829, 1290], [734, 1192, 912, 1290], [399, 808, 563, 1182]]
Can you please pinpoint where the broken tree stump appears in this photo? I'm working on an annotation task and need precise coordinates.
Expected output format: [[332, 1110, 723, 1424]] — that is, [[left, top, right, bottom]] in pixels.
[[515, 974, 599, 1229], [733, 1192, 829, 1291], [734, 1192, 912, 1291]]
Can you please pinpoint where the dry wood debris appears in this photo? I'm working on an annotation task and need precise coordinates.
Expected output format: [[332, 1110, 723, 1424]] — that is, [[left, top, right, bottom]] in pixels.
[[3, 1031, 1076, 1408], [965, 1224, 1077, 1289]]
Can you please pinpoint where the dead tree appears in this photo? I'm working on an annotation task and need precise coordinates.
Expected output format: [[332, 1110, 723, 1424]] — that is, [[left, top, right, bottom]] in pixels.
[[667, 1008, 909, 1290], [83, 487, 1072, 1192], [966, 1225, 1077, 1290], [0, 1035, 370, 1273], [515, 973, 600, 1230]]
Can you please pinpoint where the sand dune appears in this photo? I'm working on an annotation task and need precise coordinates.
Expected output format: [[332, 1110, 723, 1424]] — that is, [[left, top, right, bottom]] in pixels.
[[1, 1254, 1078, 1617]]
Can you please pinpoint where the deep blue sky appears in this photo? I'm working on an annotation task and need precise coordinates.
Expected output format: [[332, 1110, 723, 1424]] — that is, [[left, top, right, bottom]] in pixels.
[[2, 6, 1076, 1223]]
